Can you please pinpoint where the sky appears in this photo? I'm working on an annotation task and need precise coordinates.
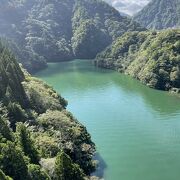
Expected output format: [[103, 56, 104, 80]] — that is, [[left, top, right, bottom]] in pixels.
[[104, 0, 150, 16]]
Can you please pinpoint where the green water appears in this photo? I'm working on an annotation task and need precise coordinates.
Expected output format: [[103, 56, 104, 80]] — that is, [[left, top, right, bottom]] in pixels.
[[36, 59, 180, 180]]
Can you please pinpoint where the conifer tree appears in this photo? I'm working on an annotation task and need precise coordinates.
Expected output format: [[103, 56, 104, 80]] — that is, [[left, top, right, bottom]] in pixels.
[[0, 116, 14, 141], [54, 151, 84, 180], [0, 141, 28, 180], [16, 123, 40, 164]]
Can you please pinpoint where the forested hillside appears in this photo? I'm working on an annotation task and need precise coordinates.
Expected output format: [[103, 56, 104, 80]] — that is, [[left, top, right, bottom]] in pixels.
[[95, 29, 180, 91], [0, 42, 96, 179], [134, 0, 180, 29], [0, 0, 144, 72]]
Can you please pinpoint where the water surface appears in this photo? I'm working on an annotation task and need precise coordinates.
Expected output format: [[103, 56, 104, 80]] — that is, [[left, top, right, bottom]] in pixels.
[[36, 60, 180, 180]]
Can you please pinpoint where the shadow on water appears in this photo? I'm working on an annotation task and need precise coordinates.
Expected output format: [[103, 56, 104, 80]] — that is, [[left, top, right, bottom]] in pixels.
[[92, 152, 107, 178], [111, 73, 180, 116], [36, 60, 112, 78]]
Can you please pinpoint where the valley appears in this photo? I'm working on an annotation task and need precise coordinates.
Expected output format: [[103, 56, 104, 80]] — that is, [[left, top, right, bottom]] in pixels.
[[0, 0, 180, 179]]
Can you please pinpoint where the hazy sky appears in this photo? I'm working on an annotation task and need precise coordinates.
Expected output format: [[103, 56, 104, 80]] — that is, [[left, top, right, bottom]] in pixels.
[[104, 0, 150, 16]]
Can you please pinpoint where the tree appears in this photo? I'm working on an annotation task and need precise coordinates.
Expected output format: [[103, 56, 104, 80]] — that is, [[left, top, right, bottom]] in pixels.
[[0, 141, 28, 180], [28, 164, 50, 180], [0, 169, 12, 180], [54, 151, 84, 180], [7, 102, 27, 130], [16, 123, 40, 164], [0, 116, 14, 141]]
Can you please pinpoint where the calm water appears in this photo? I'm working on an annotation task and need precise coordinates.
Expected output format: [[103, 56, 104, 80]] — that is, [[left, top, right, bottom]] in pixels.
[[36, 60, 180, 180]]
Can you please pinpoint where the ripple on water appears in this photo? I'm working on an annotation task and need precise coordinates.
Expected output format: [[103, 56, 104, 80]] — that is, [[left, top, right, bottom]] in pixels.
[[36, 60, 180, 180]]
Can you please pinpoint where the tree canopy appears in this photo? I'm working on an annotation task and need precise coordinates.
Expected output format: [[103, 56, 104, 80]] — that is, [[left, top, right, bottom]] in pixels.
[[96, 29, 180, 91]]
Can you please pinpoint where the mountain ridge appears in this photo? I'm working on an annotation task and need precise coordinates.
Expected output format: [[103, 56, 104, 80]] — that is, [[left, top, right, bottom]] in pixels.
[[0, 0, 144, 72], [134, 0, 180, 29]]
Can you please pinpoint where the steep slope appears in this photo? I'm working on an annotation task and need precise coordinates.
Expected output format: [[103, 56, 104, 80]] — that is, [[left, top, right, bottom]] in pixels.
[[95, 29, 180, 91], [0, 0, 144, 72], [0, 42, 96, 179], [134, 0, 180, 29]]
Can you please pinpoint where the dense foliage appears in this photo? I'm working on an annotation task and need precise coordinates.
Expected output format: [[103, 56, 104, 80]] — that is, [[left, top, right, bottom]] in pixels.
[[54, 151, 84, 180], [0, 169, 12, 180], [95, 29, 180, 91], [0, 0, 144, 72], [134, 0, 180, 29], [0, 42, 96, 179]]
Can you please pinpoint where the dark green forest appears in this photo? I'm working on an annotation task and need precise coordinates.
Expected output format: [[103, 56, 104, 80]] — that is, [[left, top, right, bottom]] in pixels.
[[0, 43, 96, 180]]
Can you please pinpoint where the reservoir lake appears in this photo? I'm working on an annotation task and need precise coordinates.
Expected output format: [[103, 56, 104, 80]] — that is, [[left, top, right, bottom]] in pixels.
[[36, 59, 180, 180]]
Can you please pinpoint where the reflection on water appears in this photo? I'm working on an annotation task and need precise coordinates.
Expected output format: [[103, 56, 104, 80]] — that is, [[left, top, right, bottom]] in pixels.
[[37, 60, 180, 115], [36, 60, 180, 180]]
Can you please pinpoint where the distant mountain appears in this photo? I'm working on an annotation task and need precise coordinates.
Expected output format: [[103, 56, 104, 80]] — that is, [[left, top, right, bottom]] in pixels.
[[104, 0, 150, 16], [119, 12, 130, 17], [95, 29, 180, 91], [0, 0, 144, 72], [134, 0, 180, 29]]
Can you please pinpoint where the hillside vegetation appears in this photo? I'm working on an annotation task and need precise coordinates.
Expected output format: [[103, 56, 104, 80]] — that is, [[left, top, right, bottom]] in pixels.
[[0, 42, 96, 179], [134, 0, 180, 29], [0, 0, 144, 72], [95, 29, 180, 91]]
